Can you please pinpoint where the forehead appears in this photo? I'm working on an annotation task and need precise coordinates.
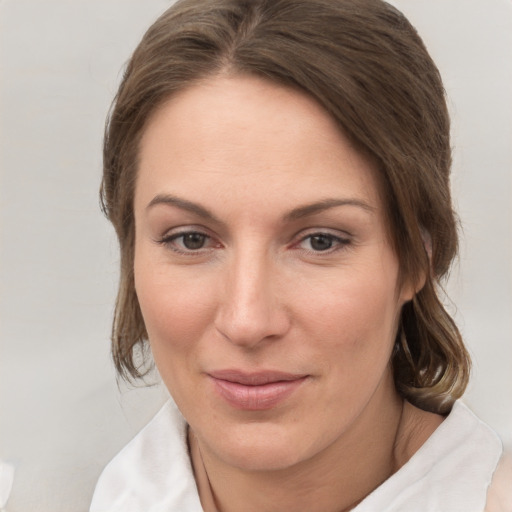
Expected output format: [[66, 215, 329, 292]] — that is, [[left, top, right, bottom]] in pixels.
[[136, 75, 383, 217]]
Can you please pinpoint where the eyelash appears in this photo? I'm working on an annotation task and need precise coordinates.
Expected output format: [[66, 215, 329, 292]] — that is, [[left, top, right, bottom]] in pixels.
[[156, 230, 351, 256], [156, 230, 219, 255], [294, 232, 351, 254]]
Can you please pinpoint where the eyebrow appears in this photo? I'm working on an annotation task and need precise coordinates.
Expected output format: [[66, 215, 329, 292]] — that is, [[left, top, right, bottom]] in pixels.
[[283, 198, 375, 222], [147, 194, 221, 223], [147, 194, 374, 223]]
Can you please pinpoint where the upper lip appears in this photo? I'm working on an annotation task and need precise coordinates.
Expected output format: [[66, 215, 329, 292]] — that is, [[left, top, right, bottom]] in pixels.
[[208, 369, 308, 386]]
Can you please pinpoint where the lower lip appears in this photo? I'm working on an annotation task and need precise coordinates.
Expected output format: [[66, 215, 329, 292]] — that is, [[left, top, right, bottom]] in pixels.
[[210, 376, 308, 410]]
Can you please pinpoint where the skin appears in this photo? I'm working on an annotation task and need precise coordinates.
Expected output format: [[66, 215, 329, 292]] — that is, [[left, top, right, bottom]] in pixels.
[[133, 75, 444, 512]]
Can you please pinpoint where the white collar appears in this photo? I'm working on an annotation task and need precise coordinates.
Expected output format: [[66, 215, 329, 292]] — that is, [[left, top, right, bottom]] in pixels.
[[90, 400, 502, 512], [90, 400, 202, 512], [353, 401, 502, 511]]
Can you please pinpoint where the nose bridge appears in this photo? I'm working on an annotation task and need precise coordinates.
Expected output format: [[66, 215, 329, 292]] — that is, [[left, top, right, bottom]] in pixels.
[[215, 242, 287, 347]]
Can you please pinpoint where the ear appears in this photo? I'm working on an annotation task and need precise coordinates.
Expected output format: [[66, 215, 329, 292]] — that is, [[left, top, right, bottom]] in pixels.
[[399, 227, 431, 303], [399, 271, 426, 304]]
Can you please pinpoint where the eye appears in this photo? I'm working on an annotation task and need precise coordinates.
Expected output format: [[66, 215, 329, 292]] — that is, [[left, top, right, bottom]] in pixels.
[[179, 232, 207, 250], [297, 232, 350, 253], [157, 230, 219, 254]]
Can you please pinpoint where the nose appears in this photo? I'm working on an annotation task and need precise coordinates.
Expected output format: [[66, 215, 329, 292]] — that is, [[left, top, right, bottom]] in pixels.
[[214, 249, 290, 349]]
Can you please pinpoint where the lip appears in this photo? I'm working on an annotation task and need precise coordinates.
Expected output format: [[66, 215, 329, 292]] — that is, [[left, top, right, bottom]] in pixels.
[[208, 370, 309, 411]]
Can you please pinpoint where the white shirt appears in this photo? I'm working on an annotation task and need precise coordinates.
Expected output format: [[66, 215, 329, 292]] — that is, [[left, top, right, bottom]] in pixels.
[[90, 400, 503, 512]]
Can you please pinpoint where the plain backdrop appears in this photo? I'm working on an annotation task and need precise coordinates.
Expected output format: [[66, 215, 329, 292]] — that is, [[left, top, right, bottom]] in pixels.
[[0, 1, 511, 510]]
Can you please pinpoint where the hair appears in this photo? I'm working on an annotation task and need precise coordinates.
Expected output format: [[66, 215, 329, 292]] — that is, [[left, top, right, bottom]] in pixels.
[[101, 0, 470, 414]]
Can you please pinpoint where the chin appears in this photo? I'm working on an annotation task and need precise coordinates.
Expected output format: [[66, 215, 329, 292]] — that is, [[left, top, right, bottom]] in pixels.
[[195, 419, 319, 472]]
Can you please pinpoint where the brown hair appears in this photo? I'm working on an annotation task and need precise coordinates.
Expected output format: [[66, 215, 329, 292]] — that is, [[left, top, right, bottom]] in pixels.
[[101, 0, 470, 414]]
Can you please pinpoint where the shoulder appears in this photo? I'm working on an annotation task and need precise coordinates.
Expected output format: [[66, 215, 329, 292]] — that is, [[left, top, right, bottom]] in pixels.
[[401, 400, 502, 461], [485, 450, 512, 512], [89, 400, 203, 512], [356, 400, 504, 512]]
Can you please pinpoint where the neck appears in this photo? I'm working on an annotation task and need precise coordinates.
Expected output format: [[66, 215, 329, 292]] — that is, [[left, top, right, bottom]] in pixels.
[[189, 374, 409, 512]]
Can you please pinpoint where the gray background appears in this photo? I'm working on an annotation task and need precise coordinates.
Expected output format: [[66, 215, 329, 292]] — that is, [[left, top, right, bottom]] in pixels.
[[1, 0, 511, 510]]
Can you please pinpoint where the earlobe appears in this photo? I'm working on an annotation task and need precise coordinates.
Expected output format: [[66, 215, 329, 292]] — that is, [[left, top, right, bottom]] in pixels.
[[400, 227, 431, 304], [409, 269, 427, 301], [400, 274, 424, 304]]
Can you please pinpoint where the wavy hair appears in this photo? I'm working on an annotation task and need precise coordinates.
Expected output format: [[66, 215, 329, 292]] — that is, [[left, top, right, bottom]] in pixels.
[[101, 0, 470, 414]]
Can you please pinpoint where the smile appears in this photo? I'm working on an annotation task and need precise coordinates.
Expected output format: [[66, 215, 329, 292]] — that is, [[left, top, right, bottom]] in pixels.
[[208, 370, 309, 411]]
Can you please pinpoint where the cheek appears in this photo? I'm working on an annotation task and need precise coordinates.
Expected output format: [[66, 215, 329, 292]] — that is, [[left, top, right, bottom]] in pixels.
[[134, 256, 216, 365], [295, 275, 401, 424], [296, 264, 402, 376], [303, 271, 400, 339]]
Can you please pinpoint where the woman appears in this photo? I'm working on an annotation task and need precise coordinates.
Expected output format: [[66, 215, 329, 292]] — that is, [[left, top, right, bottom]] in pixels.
[[90, 0, 509, 510]]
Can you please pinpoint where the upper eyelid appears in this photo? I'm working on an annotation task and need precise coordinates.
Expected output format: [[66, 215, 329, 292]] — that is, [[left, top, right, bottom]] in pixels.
[[296, 232, 350, 246], [293, 227, 353, 241], [155, 225, 352, 246], [159, 225, 213, 239], [155, 227, 212, 246], [165, 231, 208, 241]]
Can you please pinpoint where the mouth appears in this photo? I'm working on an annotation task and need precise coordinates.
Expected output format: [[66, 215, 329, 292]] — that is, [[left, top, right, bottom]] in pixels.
[[207, 370, 309, 411]]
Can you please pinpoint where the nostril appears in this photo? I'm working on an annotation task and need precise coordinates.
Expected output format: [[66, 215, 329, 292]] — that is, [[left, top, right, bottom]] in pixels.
[[214, 295, 290, 348], [213, 256, 290, 347]]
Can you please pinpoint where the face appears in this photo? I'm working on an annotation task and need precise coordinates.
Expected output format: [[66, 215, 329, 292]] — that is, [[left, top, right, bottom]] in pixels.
[[134, 75, 413, 472]]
